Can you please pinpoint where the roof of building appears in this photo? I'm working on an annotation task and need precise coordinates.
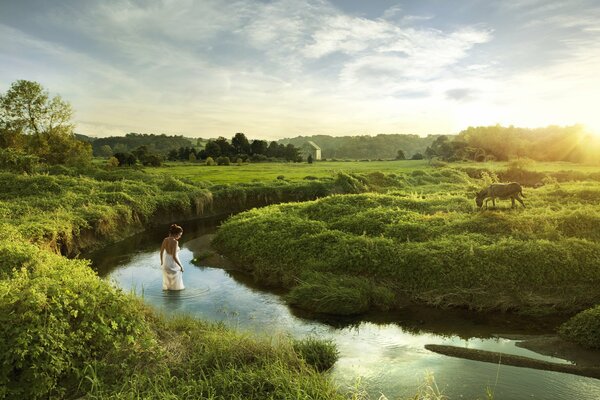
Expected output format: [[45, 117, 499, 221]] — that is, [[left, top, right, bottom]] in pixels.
[[305, 140, 321, 150]]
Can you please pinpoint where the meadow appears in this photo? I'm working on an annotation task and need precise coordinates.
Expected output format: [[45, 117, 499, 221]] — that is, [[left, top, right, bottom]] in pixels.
[[0, 167, 355, 399], [2, 159, 600, 398], [148, 159, 600, 185], [208, 161, 600, 349]]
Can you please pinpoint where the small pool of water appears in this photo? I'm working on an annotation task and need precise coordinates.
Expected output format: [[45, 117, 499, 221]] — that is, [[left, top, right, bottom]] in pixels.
[[89, 218, 600, 400]]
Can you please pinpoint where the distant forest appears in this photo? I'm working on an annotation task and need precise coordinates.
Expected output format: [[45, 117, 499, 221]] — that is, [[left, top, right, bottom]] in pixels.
[[87, 133, 201, 157], [279, 134, 439, 160], [77, 124, 600, 164]]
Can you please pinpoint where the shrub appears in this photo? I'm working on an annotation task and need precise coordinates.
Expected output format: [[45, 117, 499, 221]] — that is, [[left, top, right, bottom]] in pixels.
[[0, 240, 158, 399], [216, 156, 230, 166], [559, 305, 600, 349], [205, 156, 216, 166], [106, 156, 119, 168], [0, 148, 40, 173]]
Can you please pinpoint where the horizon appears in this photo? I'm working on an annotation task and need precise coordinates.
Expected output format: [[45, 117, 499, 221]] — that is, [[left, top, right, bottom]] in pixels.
[[2, 0, 600, 139]]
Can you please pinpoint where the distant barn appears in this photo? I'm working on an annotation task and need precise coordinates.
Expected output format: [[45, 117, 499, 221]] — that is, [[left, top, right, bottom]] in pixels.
[[302, 141, 322, 161]]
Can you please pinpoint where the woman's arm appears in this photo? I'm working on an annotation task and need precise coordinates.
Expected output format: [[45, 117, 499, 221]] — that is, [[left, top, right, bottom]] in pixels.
[[174, 251, 184, 272], [160, 239, 166, 265]]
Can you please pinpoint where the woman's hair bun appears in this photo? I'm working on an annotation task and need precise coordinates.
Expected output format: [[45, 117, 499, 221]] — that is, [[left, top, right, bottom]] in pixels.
[[169, 224, 183, 235]]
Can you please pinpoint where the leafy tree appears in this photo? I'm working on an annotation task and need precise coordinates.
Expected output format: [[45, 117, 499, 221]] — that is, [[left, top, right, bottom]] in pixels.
[[167, 149, 179, 161], [99, 145, 113, 158], [0, 80, 91, 165], [395, 150, 405, 160], [188, 152, 197, 162], [92, 133, 193, 157], [205, 156, 215, 166], [132, 145, 149, 160], [113, 152, 137, 166], [142, 154, 163, 166], [411, 152, 424, 160], [215, 137, 233, 158], [284, 143, 301, 162], [307, 154, 313, 164], [232, 132, 251, 155], [250, 139, 268, 155], [204, 140, 221, 158], [107, 156, 119, 168], [266, 141, 280, 158]]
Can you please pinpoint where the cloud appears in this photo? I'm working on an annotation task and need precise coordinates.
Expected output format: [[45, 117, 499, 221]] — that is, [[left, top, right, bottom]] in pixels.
[[4, 0, 597, 138], [445, 88, 476, 101]]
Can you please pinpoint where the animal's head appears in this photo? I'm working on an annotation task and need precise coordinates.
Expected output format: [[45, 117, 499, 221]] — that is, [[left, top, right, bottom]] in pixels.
[[475, 190, 486, 208]]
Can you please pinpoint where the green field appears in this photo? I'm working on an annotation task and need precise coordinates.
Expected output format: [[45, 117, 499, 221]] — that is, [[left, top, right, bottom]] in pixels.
[[147, 159, 600, 185], [149, 159, 430, 184], [3, 159, 600, 398]]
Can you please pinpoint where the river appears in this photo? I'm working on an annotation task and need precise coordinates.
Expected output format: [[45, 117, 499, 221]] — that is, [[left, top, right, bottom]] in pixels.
[[88, 217, 600, 400]]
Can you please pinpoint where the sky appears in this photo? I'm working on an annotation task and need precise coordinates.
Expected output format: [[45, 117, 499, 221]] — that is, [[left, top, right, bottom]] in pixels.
[[1, 0, 600, 139]]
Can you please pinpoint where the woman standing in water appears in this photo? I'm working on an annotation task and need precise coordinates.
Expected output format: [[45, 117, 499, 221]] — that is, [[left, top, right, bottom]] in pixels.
[[160, 224, 184, 290]]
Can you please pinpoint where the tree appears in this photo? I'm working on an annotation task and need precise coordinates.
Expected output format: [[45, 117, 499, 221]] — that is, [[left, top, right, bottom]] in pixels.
[[215, 137, 233, 158], [113, 152, 137, 166], [266, 141, 280, 158], [231, 132, 251, 155], [411, 152, 424, 160], [307, 154, 313, 164], [99, 144, 113, 158], [107, 156, 119, 168], [204, 140, 221, 158], [0, 80, 91, 165], [250, 139, 268, 155], [395, 149, 406, 160]]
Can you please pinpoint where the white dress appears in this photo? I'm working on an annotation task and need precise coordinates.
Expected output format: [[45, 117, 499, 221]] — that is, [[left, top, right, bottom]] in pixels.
[[162, 244, 184, 290]]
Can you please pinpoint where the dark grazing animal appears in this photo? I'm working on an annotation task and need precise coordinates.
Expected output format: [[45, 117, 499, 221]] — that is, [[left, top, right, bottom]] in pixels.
[[476, 182, 525, 208]]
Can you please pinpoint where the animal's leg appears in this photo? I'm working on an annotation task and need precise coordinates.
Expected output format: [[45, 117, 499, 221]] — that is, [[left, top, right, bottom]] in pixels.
[[516, 195, 525, 208], [492, 197, 496, 207], [511, 197, 515, 208]]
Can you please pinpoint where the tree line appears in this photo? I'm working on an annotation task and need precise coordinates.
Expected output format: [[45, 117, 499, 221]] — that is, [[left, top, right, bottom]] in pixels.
[[280, 134, 440, 160], [423, 124, 598, 163]]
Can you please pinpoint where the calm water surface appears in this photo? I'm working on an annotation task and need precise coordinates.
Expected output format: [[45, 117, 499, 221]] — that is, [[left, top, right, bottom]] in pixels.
[[89, 218, 600, 400]]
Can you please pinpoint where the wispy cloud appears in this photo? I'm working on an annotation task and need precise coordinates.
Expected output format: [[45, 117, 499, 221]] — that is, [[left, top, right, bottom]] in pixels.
[[1, 0, 599, 137]]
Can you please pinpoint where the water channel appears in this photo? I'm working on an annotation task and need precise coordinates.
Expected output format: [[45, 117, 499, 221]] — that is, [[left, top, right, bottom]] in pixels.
[[88, 217, 600, 400]]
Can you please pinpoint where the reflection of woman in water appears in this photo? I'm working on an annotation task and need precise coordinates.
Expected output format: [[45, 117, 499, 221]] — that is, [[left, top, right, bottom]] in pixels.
[[160, 224, 184, 290]]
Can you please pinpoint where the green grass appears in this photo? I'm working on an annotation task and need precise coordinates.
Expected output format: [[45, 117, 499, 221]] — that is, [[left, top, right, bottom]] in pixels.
[[148, 160, 430, 184], [147, 159, 600, 186], [0, 220, 344, 399], [2, 158, 599, 397], [213, 168, 600, 316], [559, 305, 600, 349], [0, 167, 356, 399]]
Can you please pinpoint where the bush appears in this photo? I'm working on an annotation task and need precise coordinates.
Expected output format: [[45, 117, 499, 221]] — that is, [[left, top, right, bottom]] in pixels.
[[106, 156, 119, 168], [216, 156, 230, 166], [0, 148, 40, 173], [559, 305, 600, 349], [205, 156, 216, 166], [0, 240, 158, 399]]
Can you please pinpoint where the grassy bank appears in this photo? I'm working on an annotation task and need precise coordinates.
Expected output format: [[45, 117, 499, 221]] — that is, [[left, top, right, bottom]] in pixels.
[[0, 229, 343, 399], [0, 168, 356, 399], [213, 168, 600, 316]]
